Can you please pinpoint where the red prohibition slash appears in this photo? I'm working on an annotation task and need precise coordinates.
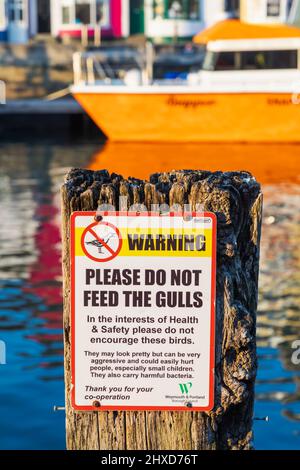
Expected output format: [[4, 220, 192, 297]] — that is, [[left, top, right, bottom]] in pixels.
[[81, 221, 122, 262]]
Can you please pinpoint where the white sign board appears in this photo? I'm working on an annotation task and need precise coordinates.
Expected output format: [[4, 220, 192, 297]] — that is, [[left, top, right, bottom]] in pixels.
[[71, 212, 216, 411]]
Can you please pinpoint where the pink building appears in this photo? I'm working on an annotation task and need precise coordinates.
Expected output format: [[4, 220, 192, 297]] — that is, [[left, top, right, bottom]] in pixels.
[[50, 0, 129, 39]]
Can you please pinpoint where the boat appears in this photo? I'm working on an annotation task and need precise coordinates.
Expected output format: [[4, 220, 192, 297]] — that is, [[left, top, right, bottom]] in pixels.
[[71, 19, 300, 142]]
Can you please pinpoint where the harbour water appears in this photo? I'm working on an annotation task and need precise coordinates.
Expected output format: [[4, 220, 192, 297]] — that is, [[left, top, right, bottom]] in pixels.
[[0, 139, 299, 449]]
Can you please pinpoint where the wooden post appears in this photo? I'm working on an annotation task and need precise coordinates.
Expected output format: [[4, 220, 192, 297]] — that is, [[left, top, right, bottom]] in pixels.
[[81, 24, 89, 47], [61, 169, 262, 450], [86, 57, 95, 85], [94, 24, 101, 47], [73, 52, 82, 86], [145, 41, 154, 85]]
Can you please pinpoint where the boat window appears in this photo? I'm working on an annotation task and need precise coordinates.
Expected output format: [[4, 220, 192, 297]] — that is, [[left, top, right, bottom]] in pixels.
[[203, 49, 298, 71], [202, 51, 217, 71], [241, 50, 297, 69], [214, 52, 236, 71]]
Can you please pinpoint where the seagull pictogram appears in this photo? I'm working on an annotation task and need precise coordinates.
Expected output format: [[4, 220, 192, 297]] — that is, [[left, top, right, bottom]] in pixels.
[[85, 232, 116, 254]]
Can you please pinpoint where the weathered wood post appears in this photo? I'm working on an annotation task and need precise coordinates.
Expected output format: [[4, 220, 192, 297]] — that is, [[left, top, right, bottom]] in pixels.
[[61, 169, 262, 450]]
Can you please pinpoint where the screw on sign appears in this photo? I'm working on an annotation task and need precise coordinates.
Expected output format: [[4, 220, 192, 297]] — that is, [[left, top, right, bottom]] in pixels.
[[81, 221, 122, 262]]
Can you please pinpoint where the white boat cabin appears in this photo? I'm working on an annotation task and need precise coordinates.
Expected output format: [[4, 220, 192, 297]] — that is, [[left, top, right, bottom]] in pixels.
[[195, 37, 300, 91]]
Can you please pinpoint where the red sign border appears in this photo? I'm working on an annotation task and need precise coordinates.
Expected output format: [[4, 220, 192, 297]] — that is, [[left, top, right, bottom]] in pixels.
[[70, 211, 216, 412]]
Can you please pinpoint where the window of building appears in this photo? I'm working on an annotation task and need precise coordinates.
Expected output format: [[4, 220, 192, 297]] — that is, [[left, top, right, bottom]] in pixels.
[[266, 0, 281, 16], [188, 0, 200, 19], [75, 0, 91, 24], [61, 1, 110, 27], [62, 0, 72, 24], [153, 0, 165, 19], [167, 0, 200, 19], [96, 0, 110, 26], [153, 1, 200, 20], [62, 6, 71, 24], [8, 0, 26, 23], [0, 0, 6, 29], [287, 0, 294, 15], [224, 0, 240, 15]]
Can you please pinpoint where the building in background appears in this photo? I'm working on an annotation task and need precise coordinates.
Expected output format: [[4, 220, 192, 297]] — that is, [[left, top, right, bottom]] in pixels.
[[0, 0, 39, 43], [37, 0, 51, 33], [143, 0, 239, 42], [240, 0, 294, 24], [47, 1, 242, 42], [0, 0, 129, 43], [0, 0, 6, 41], [144, 0, 202, 41], [289, 0, 300, 25], [204, 0, 240, 27], [50, 0, 129, 40], [1, 0, 297, 44]]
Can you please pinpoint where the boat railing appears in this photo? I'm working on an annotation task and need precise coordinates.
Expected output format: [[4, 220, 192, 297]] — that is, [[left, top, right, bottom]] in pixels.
[[73, 47, 146, 86], [73, 43, 205, 87]]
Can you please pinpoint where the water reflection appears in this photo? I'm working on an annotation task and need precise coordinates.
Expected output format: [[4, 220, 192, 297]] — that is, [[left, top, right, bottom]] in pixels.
[[0, 141, 299, 449], [89, 141, 300, 184], [255, 183, 300, 447], [90, 143, 300, 444], [0, 142, 100, 449]]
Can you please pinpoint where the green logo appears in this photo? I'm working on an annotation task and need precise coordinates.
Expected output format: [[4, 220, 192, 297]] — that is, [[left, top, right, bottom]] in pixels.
[[179, 382, 192, 394]]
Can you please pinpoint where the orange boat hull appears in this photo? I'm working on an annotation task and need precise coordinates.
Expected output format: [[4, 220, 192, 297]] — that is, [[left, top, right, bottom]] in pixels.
[[73, 91, 300, 142]]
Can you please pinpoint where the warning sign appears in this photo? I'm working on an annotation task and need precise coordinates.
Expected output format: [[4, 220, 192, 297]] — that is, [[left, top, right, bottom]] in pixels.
[[71, 212, 216, 411]]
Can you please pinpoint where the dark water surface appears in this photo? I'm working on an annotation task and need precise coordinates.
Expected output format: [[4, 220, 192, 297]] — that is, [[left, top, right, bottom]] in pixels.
[[0, 141, 299, 450]]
